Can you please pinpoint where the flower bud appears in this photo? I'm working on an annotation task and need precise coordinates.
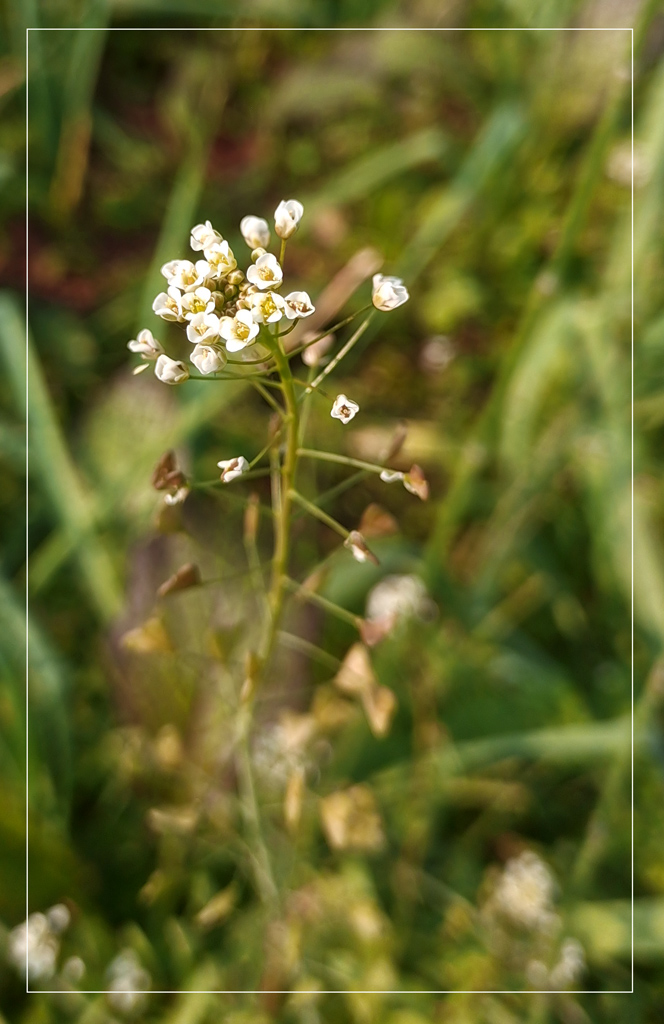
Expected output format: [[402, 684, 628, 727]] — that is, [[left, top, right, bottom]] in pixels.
[[274, 199, 304, 239], [344, 530, 379, 565], [251, 247, 267, 262], [371, 273, 409, 311], [157, 563, 201, 598], [240, 215, 271, 249]]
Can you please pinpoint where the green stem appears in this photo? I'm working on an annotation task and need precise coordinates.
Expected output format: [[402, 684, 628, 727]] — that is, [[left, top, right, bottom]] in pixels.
[[250, 379, 284, 417], [304, 313, 374, 394], [283, 575, 361, 629], [285, 305, 373, 361], [289, 488, 350, 539], [297, 447, 388, 476], [259, 336, 300, 664], [276, 630, 341, 671], [189, 373, 281, 386], [235, 704, 279, 912]]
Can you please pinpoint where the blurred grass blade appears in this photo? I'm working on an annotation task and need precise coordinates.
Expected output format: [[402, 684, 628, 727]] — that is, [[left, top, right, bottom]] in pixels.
[[50, 13, 110, 217], [0, 571, 72, 821], [399, 103, 527, 282], [499, 300, 578, 471], [444, 716, 633, 774], [0, 292, 122, 621], [567, 898, 664, 963], [304, 126, 451, 214]]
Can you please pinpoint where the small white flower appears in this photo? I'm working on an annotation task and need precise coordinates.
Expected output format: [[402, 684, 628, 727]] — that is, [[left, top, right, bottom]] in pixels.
[[186, 311, 220, 345], [248, 290, 285, 324], [219, 309, 260, 352], [203, 240, 237, 278], [217, 456, 249, 483], [152, 286, 183, 321], [190, 343, 227, 375], [372, 273, 409, 311], [246, 252, 284, 291], [180, 286, 214, 320], [164, 259, 207, 292], [190, 219, 222, 251], [240, 215, 271, 249], [283, 290, 315, 319], [331, 394, 360, 424], [127, 328, 163, 362], [379, 469, 405, 483], [274, 199, 304, 239], [155, 354, 189, 385]]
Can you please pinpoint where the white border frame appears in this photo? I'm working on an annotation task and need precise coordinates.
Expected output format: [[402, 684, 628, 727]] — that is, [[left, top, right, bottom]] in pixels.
[[25, 24, 635, 998]]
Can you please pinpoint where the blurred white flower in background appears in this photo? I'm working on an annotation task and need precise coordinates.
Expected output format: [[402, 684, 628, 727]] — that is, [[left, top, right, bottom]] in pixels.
[[106, 949, 151, 1014], [302, 331, 333, 367], [492, 850, 557, 932], [419, 335, 455, 374], [7, 904, 70, 982], [606, 140, 652, 189], [548, 937, 586, 989], [366, 573, 434, 627]]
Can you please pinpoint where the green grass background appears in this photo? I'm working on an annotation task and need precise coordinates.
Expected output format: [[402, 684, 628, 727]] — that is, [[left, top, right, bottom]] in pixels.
[[1, 0, 664, 1020]]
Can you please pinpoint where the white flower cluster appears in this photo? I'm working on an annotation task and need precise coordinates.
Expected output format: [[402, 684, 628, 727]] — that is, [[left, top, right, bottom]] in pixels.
[[106, 948, 151, 1014], [366, 573, 434, 626], [527, 937, 587, 990], [128, 201, 313, 384], [487, 850, 587, 989], [492, 850, 557, 932], [7, 904, 71, 982]]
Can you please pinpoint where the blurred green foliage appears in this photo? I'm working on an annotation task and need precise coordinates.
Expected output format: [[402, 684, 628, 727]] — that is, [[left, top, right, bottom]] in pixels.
[[2, 0, 664, 1021]]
